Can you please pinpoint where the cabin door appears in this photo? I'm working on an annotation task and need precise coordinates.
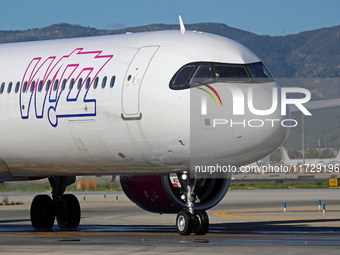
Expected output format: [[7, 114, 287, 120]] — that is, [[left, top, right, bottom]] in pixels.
[[121, 46, 159, 119]]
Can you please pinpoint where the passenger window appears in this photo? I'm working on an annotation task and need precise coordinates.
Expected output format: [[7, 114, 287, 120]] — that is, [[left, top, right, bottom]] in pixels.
[[77, 78, 83, 90], [110, 76, 116, 88], [53, 79, 59, 91], [45, 80, 51, 92], [7, 82, 12, 94], [30, 81, 36, 93], [61, 79, 67, 91], [102, 76, 107, 88], [15, 82, 20, 93], [85, 77, 91, 89], [0, 82, 5, 94], [171, 65, 195, 89], [69, 79, 74, 90], [190, 65, 213, 85], [93, 77, 99, 89], [38, 81, 43, 92], [23, 81, 28, 92]]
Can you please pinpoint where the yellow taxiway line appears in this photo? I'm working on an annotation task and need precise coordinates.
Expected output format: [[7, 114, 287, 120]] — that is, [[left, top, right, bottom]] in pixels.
[[213, 208, 340, 221]]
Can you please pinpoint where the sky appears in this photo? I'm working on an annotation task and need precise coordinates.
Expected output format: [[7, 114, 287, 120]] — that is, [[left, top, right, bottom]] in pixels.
[[0, 0, 339, 36]]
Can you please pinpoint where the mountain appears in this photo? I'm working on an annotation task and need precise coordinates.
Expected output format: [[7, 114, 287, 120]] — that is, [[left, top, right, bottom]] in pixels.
[[1, 23, 339, 81]]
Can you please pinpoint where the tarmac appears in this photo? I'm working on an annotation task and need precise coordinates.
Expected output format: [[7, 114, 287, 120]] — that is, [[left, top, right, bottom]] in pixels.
[[1, 189, 340, 254]]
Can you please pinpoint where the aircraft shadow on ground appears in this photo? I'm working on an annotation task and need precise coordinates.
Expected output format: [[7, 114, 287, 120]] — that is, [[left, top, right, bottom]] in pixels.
[[2, 219, 340, 234]]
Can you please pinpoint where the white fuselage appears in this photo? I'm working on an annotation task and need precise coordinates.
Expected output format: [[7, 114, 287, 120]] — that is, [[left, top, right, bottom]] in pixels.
[[0, 30, 290, 178]]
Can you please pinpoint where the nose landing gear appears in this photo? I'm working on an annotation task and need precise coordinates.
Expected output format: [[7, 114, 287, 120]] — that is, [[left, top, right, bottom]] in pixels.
[[176, 210, 193, 235], [193, 210, 209, 235], [176, 209, 209, 236], [175, 174, 209, 235]]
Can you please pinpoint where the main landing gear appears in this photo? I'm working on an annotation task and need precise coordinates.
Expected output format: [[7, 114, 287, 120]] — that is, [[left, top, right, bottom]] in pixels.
[[30, 176, 81, 230], [175, 173, 209, 235]]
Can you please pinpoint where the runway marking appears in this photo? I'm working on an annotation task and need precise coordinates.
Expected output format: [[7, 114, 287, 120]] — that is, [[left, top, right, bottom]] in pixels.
[[0, 202, 23, 206], [213, 208, 340, 220]]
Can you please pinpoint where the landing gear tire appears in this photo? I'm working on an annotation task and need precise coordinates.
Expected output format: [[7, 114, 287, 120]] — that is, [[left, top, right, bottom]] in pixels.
[[30, 194, 55, 230], [57, 194, 81, 230], [193, 210, 209, 235], [176, 210, 193, 235]]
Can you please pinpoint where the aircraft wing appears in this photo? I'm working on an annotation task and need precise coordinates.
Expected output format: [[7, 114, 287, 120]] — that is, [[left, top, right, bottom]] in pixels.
[[290, 98, 340, 113]]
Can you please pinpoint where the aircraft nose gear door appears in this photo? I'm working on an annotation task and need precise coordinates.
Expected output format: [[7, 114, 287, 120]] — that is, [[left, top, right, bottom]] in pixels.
[[121, 46, 159, 120]]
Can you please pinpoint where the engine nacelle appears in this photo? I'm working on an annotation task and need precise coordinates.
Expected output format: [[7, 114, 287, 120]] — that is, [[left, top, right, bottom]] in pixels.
[[120, 175, 230, 214]]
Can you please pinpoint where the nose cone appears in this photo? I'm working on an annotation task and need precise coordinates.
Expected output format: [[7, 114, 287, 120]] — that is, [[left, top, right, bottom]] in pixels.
[[190, 82, 291, 169], [232, 110, 290, 157], [232, 83, 291, 159]]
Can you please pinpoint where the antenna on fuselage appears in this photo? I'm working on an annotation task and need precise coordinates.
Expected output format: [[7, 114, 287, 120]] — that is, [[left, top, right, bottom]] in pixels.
[[179, 15, 186, 34]]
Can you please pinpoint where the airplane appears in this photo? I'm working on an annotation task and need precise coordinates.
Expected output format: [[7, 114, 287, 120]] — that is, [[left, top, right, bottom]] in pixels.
[[0, 17, 334, 235], [280, 147, 340, 170]]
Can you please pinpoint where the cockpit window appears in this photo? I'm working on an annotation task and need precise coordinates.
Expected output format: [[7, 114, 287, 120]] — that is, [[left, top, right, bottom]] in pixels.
[[214, 65, 250, 81], [170, 61, 273, 90], [172, 65, 195, 88], [247, 62, 272, 81], [190, 65, 213, 85]]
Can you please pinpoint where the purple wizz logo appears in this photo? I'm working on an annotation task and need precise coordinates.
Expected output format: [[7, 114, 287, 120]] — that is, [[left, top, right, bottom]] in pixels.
[[20, 48, 113, 127]]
